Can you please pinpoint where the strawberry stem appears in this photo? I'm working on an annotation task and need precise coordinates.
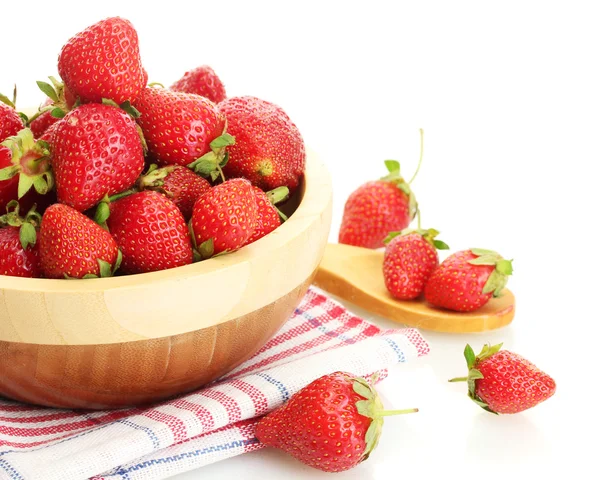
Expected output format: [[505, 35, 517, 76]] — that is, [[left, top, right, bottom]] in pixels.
[[408, 128, 424, 185]]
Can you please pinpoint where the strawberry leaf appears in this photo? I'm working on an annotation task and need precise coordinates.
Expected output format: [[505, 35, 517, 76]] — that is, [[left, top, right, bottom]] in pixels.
[[383, 231, 403, 244], [94, 202, 111, 225], [464, 344, 476, 369], [36, 81, 58, 102], [266, 186, 289, 205], [384, 160, 400, 175], [19, 223, 37, 250], [50, 108, 66, 119], [199, 238, 214, 259], [112, 250, 123, 275], [353, 379, 374, 400], [32, 175, 50, 195], [469, 255, 498, 266], [433, 239, 450, 250], [17, 175, 34, 199], [101, 98, 120, 108], [471, 248, 499, 257], [119, 100, 141, 118], [0, 166, 19, 181], [496, 259, 513, 275], [98, 259, 113, 278], [210, 133, 235, 150], [0, 92, 16, 109]]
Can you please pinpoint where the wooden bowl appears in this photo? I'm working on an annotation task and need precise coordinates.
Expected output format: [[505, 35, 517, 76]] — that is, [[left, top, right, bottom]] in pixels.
[[0, 151, 332, 409]]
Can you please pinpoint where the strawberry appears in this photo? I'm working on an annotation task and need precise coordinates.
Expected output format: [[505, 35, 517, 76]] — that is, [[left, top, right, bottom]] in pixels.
[[424, 249, 513, 312], [0, 128, 53, 214], [29, 101, 59, 139], [190, 178, 258, 258], [39, 204, 120, 279], [449, 343, 556, 414], [0, 101, 25, 142], [255, 372, 417, 473], [246, 186, 288, 245], [219, 96, 305, 192], [138, 165, 211, 221], [339, 160, 418, 249], [383, 228, 449, 300], [170, 65, 227, 103], [58, 17, 145, 104], [52, 103, 145, 211], [106, 190, 193, 274], [0, 202, 41, 278], [133, 87, 226, 167]]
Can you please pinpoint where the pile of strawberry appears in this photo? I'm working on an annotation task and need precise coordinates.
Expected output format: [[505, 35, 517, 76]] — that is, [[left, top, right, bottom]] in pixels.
[[0, 17, 305, 279], [339, 130, 513, 313]]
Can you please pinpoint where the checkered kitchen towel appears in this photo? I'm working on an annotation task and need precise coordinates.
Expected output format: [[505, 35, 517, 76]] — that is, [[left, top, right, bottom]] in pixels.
[[0, 287, 429, 480]]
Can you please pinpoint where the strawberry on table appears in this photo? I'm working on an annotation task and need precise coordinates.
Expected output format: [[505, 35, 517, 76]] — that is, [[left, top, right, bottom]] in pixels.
[[424, 248, 513, 312], [106, 190, 193, 274], [171, 65, 227, 103], [58, 17, 146, 104], [39, 204, 120, 279], [52, 103, 145, 211], [0, 128, 53, 214], [383, 228, 449, 300], [256, 371, 418, 473], [219, 96, 306, 193], [133, 87, 226, 167], [0, 202, 42, 278], [138, 165, 211, 221], [190, 178, 258, 258], [449, 343, 556, 414]]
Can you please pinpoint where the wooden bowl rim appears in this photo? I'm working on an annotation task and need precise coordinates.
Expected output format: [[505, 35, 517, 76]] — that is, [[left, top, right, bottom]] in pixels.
[[0, 149, 330, 293]]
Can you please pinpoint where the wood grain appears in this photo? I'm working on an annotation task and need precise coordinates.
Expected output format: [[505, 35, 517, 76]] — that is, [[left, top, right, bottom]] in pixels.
[[0, 275, 314, 409], [314, 243, 515, 333]]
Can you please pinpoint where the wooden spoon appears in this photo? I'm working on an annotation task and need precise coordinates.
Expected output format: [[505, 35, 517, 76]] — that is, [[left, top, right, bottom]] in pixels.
[[314, 243, 515, 333]]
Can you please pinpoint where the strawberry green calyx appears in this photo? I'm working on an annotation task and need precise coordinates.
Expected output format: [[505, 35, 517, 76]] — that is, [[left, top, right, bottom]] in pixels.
[[29, 77, 74, 123], [448, 343, 503, 414], [0, 128, 53, 198], [468, 248, 514, 297], [380, 160, 418, 221], [138, 164, 175, 190], [67, 250, 123, 280], [266, 186, 290, 222], [101, 98, 141, 119], [383, 227, 450, 250], [0, 201, 41, 250], [188, 133, 236, 183], [352, 376, 418, 460]]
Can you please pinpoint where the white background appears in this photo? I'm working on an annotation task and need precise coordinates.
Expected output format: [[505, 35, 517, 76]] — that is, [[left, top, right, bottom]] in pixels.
[[1, 0, 597, 478]]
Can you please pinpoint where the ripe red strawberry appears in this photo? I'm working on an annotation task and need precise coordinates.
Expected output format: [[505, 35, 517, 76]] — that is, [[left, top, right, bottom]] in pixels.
[[133, 87, 226, 167], [424, 249, 513, 312], [190, 178, 258, 258], [0, 101, 25, 142], [58, 17, 145, 104], [171, 65, 226, 103], [29, 102, 58, 139], [383, 228, 449, 300], [0, 128, 53, 214], [219, 96, 305, 192], [52, 103, 145, 211], [39, 204, 120, 279], [0, 203, 42, 278], [106, 190, 193, 274], [449, 343, 556, 414], [339, 160, 418, 249], [256, 372, 418, 473], [246, 186, 288, 245], [138, 165, 211, 220]]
